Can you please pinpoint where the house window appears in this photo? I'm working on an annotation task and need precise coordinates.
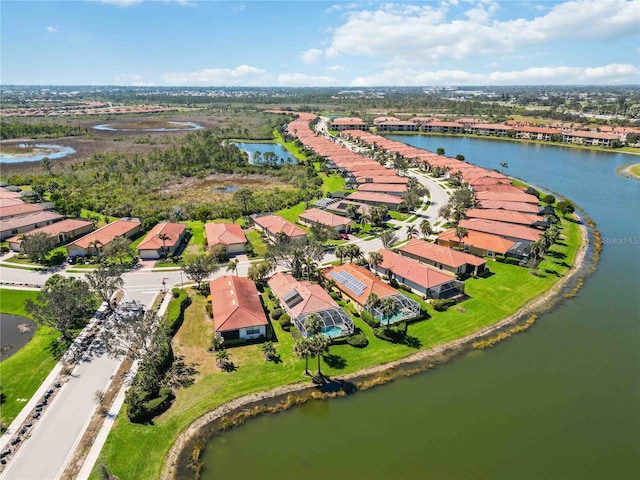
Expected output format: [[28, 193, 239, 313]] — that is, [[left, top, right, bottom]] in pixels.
[[487, 250, 494, 257], [245, 326, 261, 335]]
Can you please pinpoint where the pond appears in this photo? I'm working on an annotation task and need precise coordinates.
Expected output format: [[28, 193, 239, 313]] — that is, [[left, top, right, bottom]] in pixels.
[[232, 142, 297, 165], [212, 186, 238, 193], [0, 314, 37, 361], [92, 121, 203, 132], [195, 136, 640, 479], [0, 143, 76, 164]]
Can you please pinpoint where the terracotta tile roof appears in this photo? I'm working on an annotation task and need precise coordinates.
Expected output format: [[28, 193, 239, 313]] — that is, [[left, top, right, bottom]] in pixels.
[[205, 222, 247, 247], [478, 200, 541, 214], [399, 239, 486, 268], [459, 218, 542, 242], [473, 184, 526, 193], [331, 117, 366, 125], [0, 198, 24, 207], [378, 249, 455, 288], [209, 276, 268, 333], [137, 222, 186, 251], [253, 214, 307, 238], [299, 208, 353, 228], [267, 272, 339, 318], [356, 175, 407, 185], [0, 203, 43, 219], [358, 183, 407, 194], [6, 219, 93, 243], [373, 116, 400, 123], [474, 191, 540, 204], [346, 191, 403, 205], [438, 228, 516, 255], [566, 130, 619, 140], [0, 189, 22, 199], [70, 219, 141, 249], [0, 210, 64, 231], [465, 208, 545, 226], [323, 263, 398, 306]]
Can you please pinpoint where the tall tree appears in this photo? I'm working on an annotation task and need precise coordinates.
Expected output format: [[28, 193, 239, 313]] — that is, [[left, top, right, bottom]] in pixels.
[[309, 334, 331, 376], [380, 296, 400, 330], [304, 313, 323, 337], [25, 275, 95, 342], [157, 233, 170, 258], [184, 252, 220, 291], [420, 219, 433, 239], [85, 264, 125, 310], [247, 261, 272, 285], [266, 237, 324, 280], [103, 236, 134, 265], [21, 231, 55, 264], [345, 203, 360, 221], [455, 226, 469, 245], [379, 230, 398, 249], [226, 259, 239, 276], [368, 251, 383, 272], [293, 337, 313, 376], [233, 188, 255, 216], [406, 225, 419, 240]]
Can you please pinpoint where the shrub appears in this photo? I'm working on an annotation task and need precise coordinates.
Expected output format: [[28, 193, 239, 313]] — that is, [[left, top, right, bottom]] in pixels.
[[205, 303, 213, 318], [164, 289, 191, 333], [431, 298, 455, 312], [271, 307, 284, 320], [373, 323, 407, 343], [361, 310, 381, 328], [347, 333, 369, 348], [398, 283, 412, 292], [389, 277, 400, 288], [280, 314, 292, 330], [329, 291, 341, 301]]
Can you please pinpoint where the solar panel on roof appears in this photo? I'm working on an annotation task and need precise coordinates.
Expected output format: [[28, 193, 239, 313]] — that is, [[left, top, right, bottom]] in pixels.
[[330, 270, 367, 297]]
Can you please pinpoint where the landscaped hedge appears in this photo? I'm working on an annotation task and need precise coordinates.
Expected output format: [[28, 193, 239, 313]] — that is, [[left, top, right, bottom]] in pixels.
[[271, 307, 284, 320], [373, 322, 408, 343], [165, 288, 191, 333], [347, 332, 369, 348], [279, 314, 292, 331], [361, 310, 381, 328], [431, 298, 455, 312]]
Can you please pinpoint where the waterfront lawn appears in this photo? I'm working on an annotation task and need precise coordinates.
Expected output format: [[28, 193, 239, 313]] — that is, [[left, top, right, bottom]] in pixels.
[[93, 218, 581, 480], [0, 289, 59, 428]]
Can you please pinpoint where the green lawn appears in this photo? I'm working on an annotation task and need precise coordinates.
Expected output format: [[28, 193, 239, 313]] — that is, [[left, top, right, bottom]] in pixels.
[[0, 289, 59, 429], [319, 172, 345, 194], [245, 229, 268, 256], [629, 164, 640, 178], [93, 217, 582, 480], [388, 211, 411, 221], [276, 201, 307, 225], [273, 130, 307, 162]]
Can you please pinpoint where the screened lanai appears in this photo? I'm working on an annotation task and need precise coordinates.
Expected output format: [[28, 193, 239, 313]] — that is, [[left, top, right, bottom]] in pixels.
[[295, 308, 354, 338], [365, 294, 421, 324]]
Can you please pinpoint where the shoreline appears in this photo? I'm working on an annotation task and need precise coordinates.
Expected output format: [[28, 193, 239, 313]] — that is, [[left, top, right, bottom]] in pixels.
[[616, 163, 640, 180], [163, 212, 593, 479]]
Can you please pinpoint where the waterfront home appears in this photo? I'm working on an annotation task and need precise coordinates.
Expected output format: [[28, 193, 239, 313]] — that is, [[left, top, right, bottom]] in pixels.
[[205, 222, 247, 255], [251, 214, 307, 241], [267, 272, 354, 338], [65, 219, 142, 257], [438, 228, 518, 259], [562, 130, 619, 146], [324, 263, 421, 324], [137, 222, 187, 260], [376, 120, 418, 132], [374, 249, 465, 299], [0, 210, 64, 240], [474, 190, 540, 205], [465, 209, 550, 229], [399, 239, 487, 277], [357, 183, 408, 198], [356, 175, 407, 185], [459, 219, 543, 243], [7, 219, 94, 252], [331, 117, 367, 131], [478, 199, 543, 214], [209, 275, 269, 343], [345, 191, 403, 210], [298, 208, 354, 233]]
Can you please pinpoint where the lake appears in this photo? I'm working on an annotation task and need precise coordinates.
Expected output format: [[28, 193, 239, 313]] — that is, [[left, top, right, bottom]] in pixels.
[[0, 143, 76, 163], [232, 142, 297, 165], [92, 121, 203, 132], [0, 314, 37, 361], [198, 136, 640, 479]]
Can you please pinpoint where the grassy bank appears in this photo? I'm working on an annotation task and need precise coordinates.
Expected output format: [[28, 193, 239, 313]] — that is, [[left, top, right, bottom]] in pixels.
[[0, 289, 59, 428], [92, 214, 582, 480]]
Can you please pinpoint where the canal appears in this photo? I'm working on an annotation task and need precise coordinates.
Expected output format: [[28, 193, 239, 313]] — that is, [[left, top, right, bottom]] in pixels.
[[197, 136, 640, 479]]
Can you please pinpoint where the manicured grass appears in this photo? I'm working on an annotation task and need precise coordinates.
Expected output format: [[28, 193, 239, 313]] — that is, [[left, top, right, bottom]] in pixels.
[[388, 211, 411, 221], [273, 130, 307, 162], [629, 164, 640, 178], [245, 229, 267, 256], [93, 217, 582, 480], [319, 172, 345, 194], [276, 201, 307, 225], [184, 221, 205, 255], [0, 289, 59, 428]]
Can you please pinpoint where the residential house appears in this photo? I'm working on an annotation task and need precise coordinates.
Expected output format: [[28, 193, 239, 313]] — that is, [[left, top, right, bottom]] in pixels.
[[205, 222, 247, 255], [267, 272, 354, 338], [474, 191, 540, 205], [459, 218, 543, 243], [438, 228, 520, 259], [298, 208, 354, 233], [345, 191, 403, 210], [478, 199, 543, 214], [324, 263, 421, 324], [251, 214, 307, 241], [465, 208, 549, 229], [6, 219, 94, 252], [331, 117, 367, 131], [209, 275, 269, 342], [0, 203, 43, 220], [357, 183, 408, 198], [65, 219, 142, 257], [137, 222, 187, 260], [0, 210, 64, 240], [399, 239, 486, 277], [374, 249, 465, 299]]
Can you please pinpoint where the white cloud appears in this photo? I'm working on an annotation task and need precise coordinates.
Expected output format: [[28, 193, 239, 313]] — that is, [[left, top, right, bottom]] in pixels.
[[300, 48, 323, 64], [326, 0, 639, 63], [46, 26, 58, 33], [278, 73, 339, 87], [349, 63, 640, 86], [161, 65, 269, 86], [328, 65, 345, 71]]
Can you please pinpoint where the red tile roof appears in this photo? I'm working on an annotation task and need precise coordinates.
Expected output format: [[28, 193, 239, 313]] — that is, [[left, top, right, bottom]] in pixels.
[[474, 191, 540, 204], [478, 200, 541, 214], [253, 214, 307, 238], [205, 222, 247, 247], [399, 239, 486, 268], [356, 175, 407, 185], [209, 276, 268, 333], [137, 222, 186, 251], [0, 203, 43, 218], [70, 219, 141, 249], [267, 272, 340, 318], [438, 228, 516, 255], [299, 208, 353, 228], [358, 183, 407, 194], [378, 249, 455, 288], [0, 210, 64, 231], [0, 198, 24, 207], [6, 219, 93, 243], [323, 263, 398, 306], [465, 208, 545, 226], [459, 218, 542, 242], [346, 191, 403, 205], [331, 117, 366, 125]]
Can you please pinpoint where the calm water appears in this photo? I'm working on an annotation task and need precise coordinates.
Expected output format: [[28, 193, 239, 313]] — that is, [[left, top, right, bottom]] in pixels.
[[232, 142, 297, 165], [0, 143, 76, 163], [199, 136, 640, 479], [0, 314, 36, 361], [92, 121, 203, 132]]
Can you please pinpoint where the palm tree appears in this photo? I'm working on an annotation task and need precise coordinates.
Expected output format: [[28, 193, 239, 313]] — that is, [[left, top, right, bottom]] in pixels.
[[380, 230, 398, 249], [302, 257, 318, 281], [226, 259, 239, 276], [455, 227, 468, 246], [304, 313, 323, 337], [500, 162, 509, 174], [365, 292, 381, 312], [89, 240, 104, 261], [406, 225, 419, 240], [368, 251, 383, 272], [420, 219, 433, 239], [293, 337, 313, 376], [261, 341, 276, 361], [334, 245, 347, 264], [346, 244, 362, 263], [345, 203, 360, 221], [380, 297, 400, 330], [216, 349, 230, 368], [310, 334, 331, 377], [157, 233, 170, 258]]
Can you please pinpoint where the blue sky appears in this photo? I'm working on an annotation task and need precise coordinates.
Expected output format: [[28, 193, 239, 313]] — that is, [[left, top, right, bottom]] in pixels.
[[1, 0, 639, 86]]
